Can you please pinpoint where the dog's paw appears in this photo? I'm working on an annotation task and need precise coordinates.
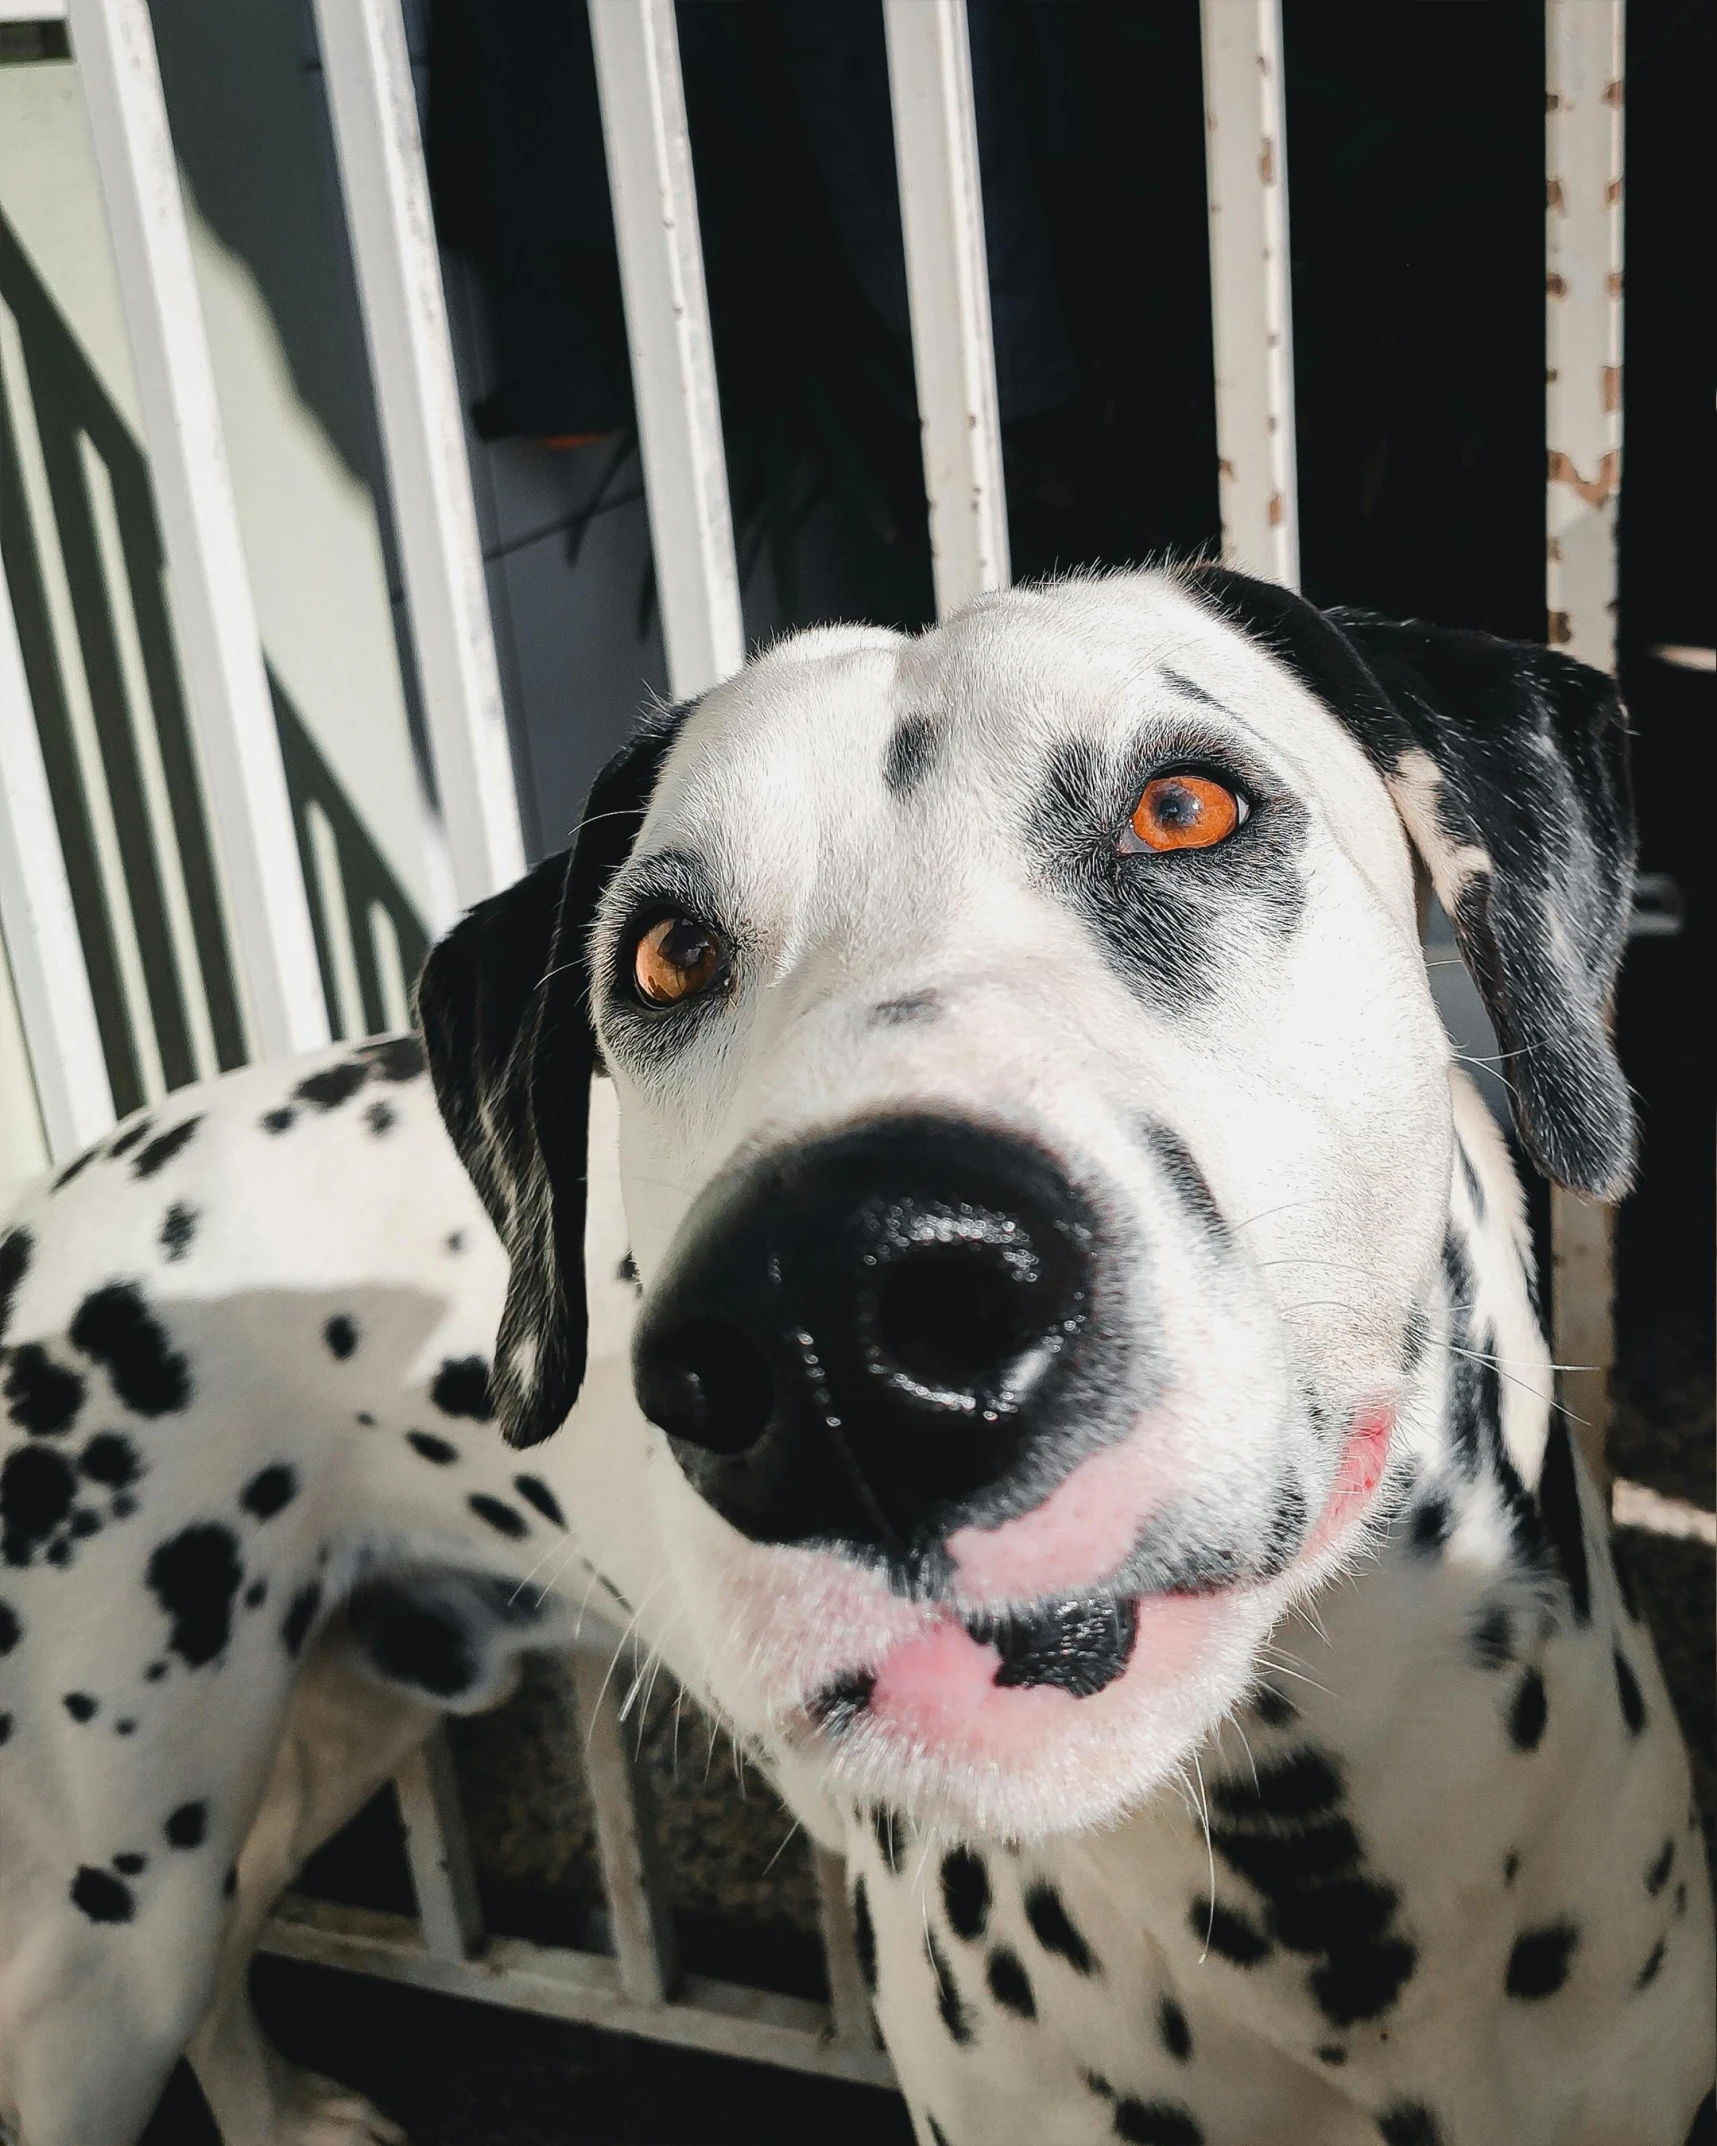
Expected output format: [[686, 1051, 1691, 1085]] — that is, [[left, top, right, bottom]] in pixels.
[[272, 2068, 408, 2146]]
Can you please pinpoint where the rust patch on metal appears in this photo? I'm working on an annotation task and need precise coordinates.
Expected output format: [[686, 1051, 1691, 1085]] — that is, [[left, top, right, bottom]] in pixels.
[[1546, 178, 1566, 212], [1545, 91, 1563, 113], [1602, 365, 1621, 414], [1548, 610, 1573, 646], [1547, 448, 1620, 509], [1547, 536, 1563, 565], [1546, 273, 1569, 299], [1606, 269, 1624, 297], [1606, 178, 1622, 206], [1603, 79, 1623, 108], [1267, 491, 1284, 527], [1259, 137, 1275, 185]]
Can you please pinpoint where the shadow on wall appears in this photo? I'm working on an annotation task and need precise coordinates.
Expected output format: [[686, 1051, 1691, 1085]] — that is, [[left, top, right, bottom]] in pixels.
[[0, 212, 425, 1124]]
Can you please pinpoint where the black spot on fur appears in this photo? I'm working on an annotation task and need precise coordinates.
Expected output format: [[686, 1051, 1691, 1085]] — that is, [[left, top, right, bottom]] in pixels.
[[1646, 1839, 1675, 1897], [261, 1106, 296, 1135], [925, 1927, 973, 2044], [364, 1100, 397, 1137], [71, 1866, 134, 1922], [884, 713, 939, 793], [113, 1852, 146, 1875], [1508, 1669, 1548, 1751], [406, 1430, 458, 1465], [240, 1464, 297, 1521], [323, 1315, 359, 1361], [1214, 1747, 1341, 1824], [1158, 1994, 1192, 2060], [0, 1599, 18, 1653], [1139, 1122, 1229, 1246], [0, 1712, 11, 1745], [132, 1118, 201, 1179], [70, 1507, 101, 1539], [79, 1431, 140, 1488], [147, 1525, 243, 1667], [1536, 1414, 1590, 1623], [1676, 1882, 1689, 1918], [1610, 1534, 1643, 1621], [1635, 1939, 1666, 1991], [223, 1865, 238, 1898], [1315, 2044, 1345, 2065], [159, 1203, 198, 1260], [53, 1147, 98, 1190], [145, 1660, 167, 1681], [1503, 1852, 1520, 1886], [113, 1494, 136, 1518], [1025, 1881, 1098, 1975], [2, 1443, 76, 1565], [115, 1716, 135, 1735], [1252, 1684, 1296, 1728], [244, 1578, 266, 1608], [1613, 1649, 1646, 1735], [1408, 1493, 1452, 1557], [348, 1592, 475, 1698], [941, 1849, 989, 1942], [165, 1800, 207, 1848], [926, 2121, 951, 2146], [514, 1475, 566, 1528], [468, 1493, 528, 1539], [1377, 2105, 1443, 2146], [63, 1691, 97, 1722], [1455, 1138, 1485, 1220], [69, 1283, 190, 1415], [358, 1035, 424, 1082], [1112, 2101, 1203, 2145], [870, 992, 941, 1028], [108, 1118, 153, 1159], [4, 1345, 84, 1436], [294, 1060, 368, 1111], [871, 1807, 904, 1875], [0, 1227, 31, 1342], [852, 1876, 877, 1990], [1470, 1605, 1514, 1669], [1506, 1922, 1579, 1999], [986, 1946, 1035, 2018], [1192, 1896, 1272, 1966], [432, 1356, 493, 1421], [1311, 1938, 1418, 2027], [1214, 1819, 1363, 1895], [281, 1581, 322, 1656]]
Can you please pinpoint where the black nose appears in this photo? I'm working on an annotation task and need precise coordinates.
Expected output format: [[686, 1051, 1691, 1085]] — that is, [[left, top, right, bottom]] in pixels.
[[632, 1118, 1106, 1558]]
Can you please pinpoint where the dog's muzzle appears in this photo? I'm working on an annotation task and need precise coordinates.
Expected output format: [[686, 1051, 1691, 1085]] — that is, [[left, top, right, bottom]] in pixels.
[[632, 1117, 1109, 1562]]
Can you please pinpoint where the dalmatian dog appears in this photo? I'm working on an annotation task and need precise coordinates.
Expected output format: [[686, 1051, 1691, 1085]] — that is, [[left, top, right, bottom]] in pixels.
[[0, 568, 1710, 2146]]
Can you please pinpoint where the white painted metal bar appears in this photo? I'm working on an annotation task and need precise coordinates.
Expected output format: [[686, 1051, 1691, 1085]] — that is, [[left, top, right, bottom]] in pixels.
[[65, 0, 328, 1057], [311, 0, 524, 919], [588, 0, 743, 702], [0, 559, 115, 1159], [813, 1846, 876, 2051], [1199, 0, 1300, 588], [1545, 0, 1624, 1473], [881, 0, 1009, 616], [570, 1648, 680, 2007], [261, 1893, 897, 2089], [394, 1725, 486, 1961], [0, 0, 69, 19]]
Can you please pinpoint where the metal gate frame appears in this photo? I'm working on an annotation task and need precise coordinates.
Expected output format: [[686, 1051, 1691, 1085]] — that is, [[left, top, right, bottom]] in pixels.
[[0, 0, 1629, 2083]]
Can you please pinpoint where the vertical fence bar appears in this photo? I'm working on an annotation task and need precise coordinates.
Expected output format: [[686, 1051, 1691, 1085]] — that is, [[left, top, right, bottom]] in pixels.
[[1545, 0, 1624, 1474], [587, 0, 743, 702], [1199, 0, 1299, 588], [571, 1648, 680, 2007], [394, 1725, 487, 1961], [881, 0, 1009, 616], [311, 0, 524, 920], [65, 0, 329, 1057], [0, 562, 115, 1159]]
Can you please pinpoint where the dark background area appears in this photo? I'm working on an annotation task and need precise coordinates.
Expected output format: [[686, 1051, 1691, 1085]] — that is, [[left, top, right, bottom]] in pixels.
[[147, 3, 1710, 2140]]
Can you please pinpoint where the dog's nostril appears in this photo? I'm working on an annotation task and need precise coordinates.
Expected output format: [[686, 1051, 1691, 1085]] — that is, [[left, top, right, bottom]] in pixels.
[[638, 1320, 775, 1455], [869, 1241, 1062, 1393]]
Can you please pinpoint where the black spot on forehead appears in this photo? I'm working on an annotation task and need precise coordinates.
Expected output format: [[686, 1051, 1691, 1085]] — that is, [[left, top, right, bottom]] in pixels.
[[1024, 1881, 1098, 1974], [1137, 1122, 1229, 1247], [1112, 2099, 1203, 2144], [108, 1118, 154, 1160], [159, 1203, 198, 1261], [1027, 734, 1307, 1015], [281, 1580, 322, 1656], [240, 1464, 297, 1521], [165, 1799, 208, 1848], [406, 1429, 458, 1465], [468, 1493, 528, 1539], [2, 1443, 76, 1565], [925, 1927, 973, 2044], [432, 1356, 493, 1421], [940, 1848, 989, 1942], [0, 1599, 19, 1653], [514, 1475, 566, 1528], [884, 713, 939, 794], [147, 1524, 243, 1666], [1506, 1921, 1579, 1999], [323, 1315, 359, 1361], [0, 1226, 33, 1341], [79, 1431, 141, 1489], [132, 1117, 201, 1179], [71, 1866, 134, 1922], [870, 991, 941, 1029], [986, 1946, 1035, 2018], [294, 1060, 369, 1111], [852, 1876, 877, 1991], [69, 1284, 190, 1416], [1190, 1895, 1271, 1965], [1507, 1668, 1548, 1751], [4, 1345, 85, 1437]]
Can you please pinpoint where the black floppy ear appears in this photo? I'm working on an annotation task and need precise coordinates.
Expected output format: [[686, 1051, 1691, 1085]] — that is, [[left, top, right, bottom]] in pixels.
[[415, 707, 692, 1446], [1188, 567, 1637, 1198]]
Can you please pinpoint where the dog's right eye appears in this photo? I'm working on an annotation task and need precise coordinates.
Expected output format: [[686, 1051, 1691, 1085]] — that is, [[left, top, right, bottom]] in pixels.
[[631, 916, 728, 1008]]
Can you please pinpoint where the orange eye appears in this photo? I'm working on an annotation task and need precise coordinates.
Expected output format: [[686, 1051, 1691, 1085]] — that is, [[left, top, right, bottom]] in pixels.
[[632, 916, 727, 1007], [1126, 773, 1246, 853]]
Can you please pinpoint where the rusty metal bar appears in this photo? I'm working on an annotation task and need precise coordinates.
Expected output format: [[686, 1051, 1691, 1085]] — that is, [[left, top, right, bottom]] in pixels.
[[1545, 0, 1624, 1474], [393, 1724, 486, 1962]]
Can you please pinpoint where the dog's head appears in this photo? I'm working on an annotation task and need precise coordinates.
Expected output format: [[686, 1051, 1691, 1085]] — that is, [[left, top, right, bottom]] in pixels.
[[418, 569, 1633, 1837]]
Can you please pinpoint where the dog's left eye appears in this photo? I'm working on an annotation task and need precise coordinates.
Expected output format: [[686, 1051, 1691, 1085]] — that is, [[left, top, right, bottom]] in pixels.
[[1120, 772, 1249, 854], [631, 916, 728, 1008]]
